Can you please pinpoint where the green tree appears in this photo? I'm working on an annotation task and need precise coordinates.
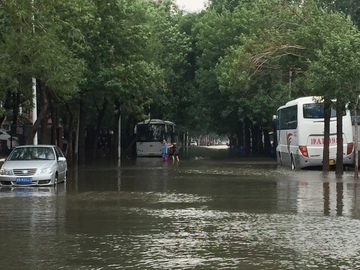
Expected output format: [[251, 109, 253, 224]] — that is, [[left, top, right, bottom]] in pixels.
[[315, 0, 360, 28], [304, 15, 360, 175], [193, 6, 251, 149], [213, 0, 360, 170], [54, 0, 173, 162], [0, 0, 84, 145], [213, 0, 301, 153]]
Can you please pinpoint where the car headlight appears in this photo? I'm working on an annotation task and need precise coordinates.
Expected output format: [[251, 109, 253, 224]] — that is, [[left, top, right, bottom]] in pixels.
[[39, 168, 52, 174], [0, 169, 13, 175]]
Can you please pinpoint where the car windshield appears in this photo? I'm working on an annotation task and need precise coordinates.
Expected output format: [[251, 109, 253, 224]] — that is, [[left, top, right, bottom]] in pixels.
[[8, 147, 55, 161]]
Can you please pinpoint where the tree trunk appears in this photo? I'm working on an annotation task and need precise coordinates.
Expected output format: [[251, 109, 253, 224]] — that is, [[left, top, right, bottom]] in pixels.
[[353, 97, 359, 179], [78, 99, 86, 165], [48, 95, 58, 146], [67, 120, 73, 164], [112, 100, 122, 158], [91, 97, 108, 162], [64, 104, 75, 165], [263, 129, 271, 156], [322, 100, 331, 172], [26, 80, 49, 145], [11, 92, 21, 137], [244, 117, 251, 155], [251, 124, 262, 154], [336, 102, 344, 175], [235, 120, 243, 149]]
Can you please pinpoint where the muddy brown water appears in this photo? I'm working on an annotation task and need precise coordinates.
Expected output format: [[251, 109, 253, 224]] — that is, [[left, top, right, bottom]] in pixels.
[[0, 146, 359, 269]]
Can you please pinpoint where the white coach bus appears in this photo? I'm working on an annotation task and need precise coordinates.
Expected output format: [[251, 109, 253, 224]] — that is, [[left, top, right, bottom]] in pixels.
[[134, 119, 176, 157], [275, 96, 354, 170]]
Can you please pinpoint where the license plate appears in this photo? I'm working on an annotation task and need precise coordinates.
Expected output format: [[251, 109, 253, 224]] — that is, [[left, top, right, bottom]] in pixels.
[[16, 177, 33, 184], [329, 159, 335, 165]]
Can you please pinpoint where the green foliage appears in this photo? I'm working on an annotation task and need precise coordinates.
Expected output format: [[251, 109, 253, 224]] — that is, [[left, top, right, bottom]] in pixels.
[[301, 2, 360, 103], [3, 0, 360, 156], [315, 0, 360, 28], [0, 0, 85, 121], [213, 0, 298, 129], [212, 0, 360, 133]]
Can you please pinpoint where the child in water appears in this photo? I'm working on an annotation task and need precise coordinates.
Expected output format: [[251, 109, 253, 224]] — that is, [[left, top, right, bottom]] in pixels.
[[162, 139, 168, 162]]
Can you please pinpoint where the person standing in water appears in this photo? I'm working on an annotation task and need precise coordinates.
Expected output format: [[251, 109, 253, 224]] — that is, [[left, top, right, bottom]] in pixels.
[[168, 142, 179, 161], [162, 139, 168, 162]]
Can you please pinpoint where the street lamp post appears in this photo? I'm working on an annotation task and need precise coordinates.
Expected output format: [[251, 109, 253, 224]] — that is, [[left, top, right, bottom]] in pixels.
[[32, 78, 38, 145], [289, 68, 293, 99], [31, 0, 38, 145]]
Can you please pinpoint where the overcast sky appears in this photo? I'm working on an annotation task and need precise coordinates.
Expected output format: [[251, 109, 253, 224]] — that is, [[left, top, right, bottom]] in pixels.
[[175, 0, 209, 12]]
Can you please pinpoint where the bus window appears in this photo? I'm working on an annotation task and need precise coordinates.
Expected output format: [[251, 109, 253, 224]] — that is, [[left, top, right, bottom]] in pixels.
[[136, 124, 164, 142], [303, 103, 323, 118], [278, 105, 297, 130], [303, 103, 344, 119]]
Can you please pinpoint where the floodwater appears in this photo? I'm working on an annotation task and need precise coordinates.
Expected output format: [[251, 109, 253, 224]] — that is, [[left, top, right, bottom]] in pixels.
[[1, 146, 360, 270]]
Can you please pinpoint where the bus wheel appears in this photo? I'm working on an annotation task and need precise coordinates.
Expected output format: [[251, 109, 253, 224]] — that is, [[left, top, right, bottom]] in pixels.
[[291, 156, 296, 170]]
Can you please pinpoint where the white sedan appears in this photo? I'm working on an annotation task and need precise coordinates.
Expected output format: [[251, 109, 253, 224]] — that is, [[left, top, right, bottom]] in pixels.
[[0, 145, 67, 186]]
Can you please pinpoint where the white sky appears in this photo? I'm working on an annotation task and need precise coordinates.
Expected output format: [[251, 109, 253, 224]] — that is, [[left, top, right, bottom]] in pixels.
[[175, 0, 209, 12]]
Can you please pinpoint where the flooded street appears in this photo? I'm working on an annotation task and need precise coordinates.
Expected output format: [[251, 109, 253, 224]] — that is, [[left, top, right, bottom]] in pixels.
[[1, 146, 360, 269]]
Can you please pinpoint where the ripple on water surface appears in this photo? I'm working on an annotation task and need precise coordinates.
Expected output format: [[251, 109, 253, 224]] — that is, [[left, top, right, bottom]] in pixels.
[[63, 191, 360, 270]]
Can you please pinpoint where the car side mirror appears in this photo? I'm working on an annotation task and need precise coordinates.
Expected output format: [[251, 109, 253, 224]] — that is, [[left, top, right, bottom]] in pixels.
[[58, 157, 66, 162]]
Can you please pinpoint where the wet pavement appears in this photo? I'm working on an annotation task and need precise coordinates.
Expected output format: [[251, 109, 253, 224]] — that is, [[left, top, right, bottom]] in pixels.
[[0, 146, 360, 269]]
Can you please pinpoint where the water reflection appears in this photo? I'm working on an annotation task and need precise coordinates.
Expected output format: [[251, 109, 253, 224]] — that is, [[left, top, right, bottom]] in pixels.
[[131, 157, 169, 192], [0, 183, 66, 197], [276, 169, 360, 218], [1, 148, 360, 269], [0, 183, 67, 269], [66, 156, 360, 219], [66, 157, 170, 193]]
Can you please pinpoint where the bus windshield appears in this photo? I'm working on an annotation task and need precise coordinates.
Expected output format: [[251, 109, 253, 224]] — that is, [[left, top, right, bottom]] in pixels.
[[136, 124, 164, 142]]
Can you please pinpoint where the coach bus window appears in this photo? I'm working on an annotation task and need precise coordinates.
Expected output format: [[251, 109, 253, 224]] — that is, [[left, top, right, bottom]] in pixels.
[[303, 103, 342, 119], [279, 105, 297, 130], [136, 124, 165, 142]]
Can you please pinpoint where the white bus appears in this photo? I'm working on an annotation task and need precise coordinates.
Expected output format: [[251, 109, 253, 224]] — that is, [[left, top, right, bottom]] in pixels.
[[134, 119, 176, 157], [275, 96, 354, 170]]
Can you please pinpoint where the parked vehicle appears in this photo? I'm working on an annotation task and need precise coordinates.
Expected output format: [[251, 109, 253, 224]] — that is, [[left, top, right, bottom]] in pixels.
[[190, 141, 198, 146], [0, 140, 8, 156], [134, 119, 177, 157], [0, 145, 67, 186], [274, 96, 354, 170], [0, 129, 19, 149]]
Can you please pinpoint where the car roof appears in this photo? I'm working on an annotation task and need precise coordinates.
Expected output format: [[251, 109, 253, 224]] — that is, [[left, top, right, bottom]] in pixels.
[[14, 145, 56, 148]]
